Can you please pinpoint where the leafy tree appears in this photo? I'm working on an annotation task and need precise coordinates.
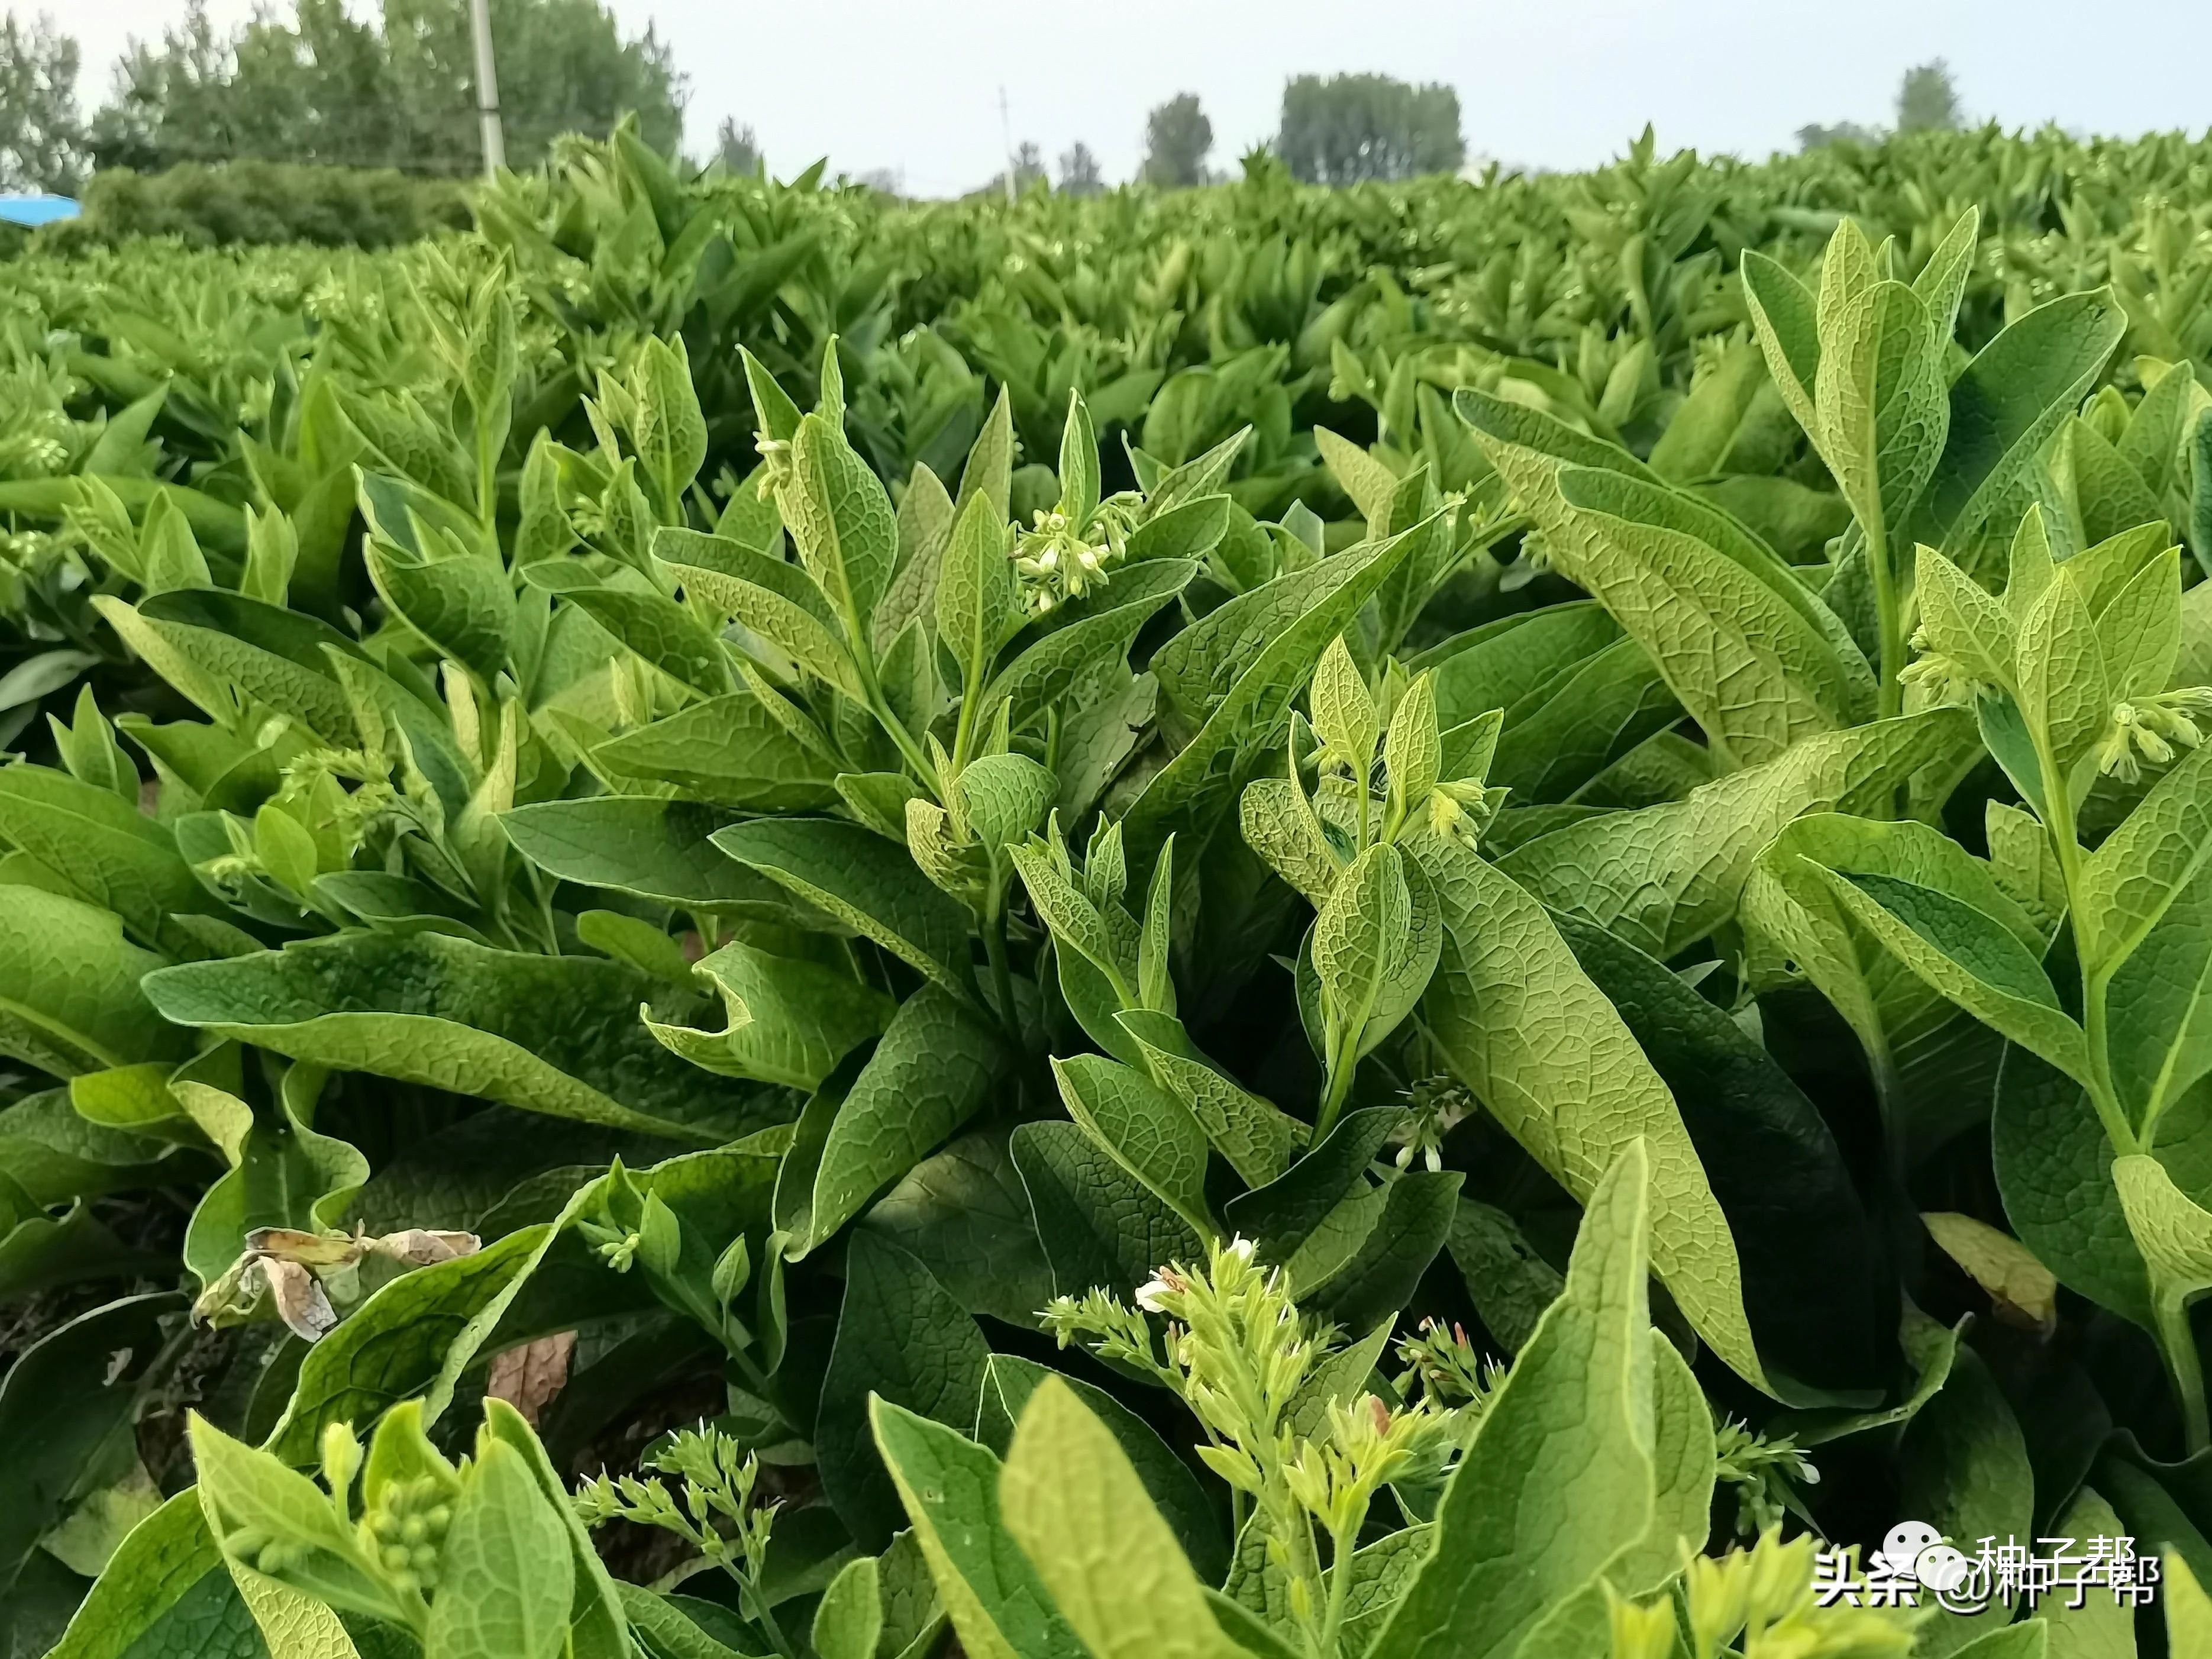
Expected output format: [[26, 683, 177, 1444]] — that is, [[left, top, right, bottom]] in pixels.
[[1896, 59, 1963, 132], [1058, 140, 1103, 196], [1796, 121, 1882, 151], [86, 0, 683, 175], [0, 13, 85, 193], [1275, 72, 1465, 185], [1140, 92, 1212, 188], [716, 118, 760, 175]]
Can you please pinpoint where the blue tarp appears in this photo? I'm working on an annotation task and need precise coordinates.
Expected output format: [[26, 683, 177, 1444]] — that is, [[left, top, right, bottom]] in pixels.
[[0, 196, 81, 227]]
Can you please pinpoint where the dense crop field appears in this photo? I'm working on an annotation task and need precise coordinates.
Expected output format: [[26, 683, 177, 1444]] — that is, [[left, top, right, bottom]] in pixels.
[[4, 120, 2212, 1658]]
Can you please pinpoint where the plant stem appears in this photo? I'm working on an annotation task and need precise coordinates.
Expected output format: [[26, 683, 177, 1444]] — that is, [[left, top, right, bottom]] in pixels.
[[1865, 524, 1903, 721], [1316, 1054, 1355, 1143], [2036, 727, 2210, 1447], [2036, 737, 2140, 1157], [731, 1570, 799, 1659], [475, 409, 500, 548], [984, 879, 1023, 1045], [1317, 1521, 1358, 1659], [854, 650, 939, 793], [2158, 1293, 2212, 1457]]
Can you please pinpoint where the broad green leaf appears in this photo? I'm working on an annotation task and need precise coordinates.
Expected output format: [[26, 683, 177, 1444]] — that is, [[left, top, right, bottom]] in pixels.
[[1116, 1009, 1300, 1187], [2043, 1486, 2137, 1659], [957, 389, 1016, 525], [818, 1234, 992, 1550], [1743, 813, 2029, 1158], [863, 1132, 1055, 1326], [0, 1088, 180, 1205], [1609, 1339, 1720, 1598], [593, 689, 841, 809], [1444, 1200, 1564, 1354], [1814, 277, 1948, 557], [1051, 1054, 1215, 1240], [787, 410, 898, 637], [1410, 835, 1768, 1392], [2017, 559, 2119, 780], [870, 1399, 1084, 1659], [1009, 839, 1136, 996], [1463, 392, 1869, 764], [1501, 709, 1971, 958], [647, 938, 894, 1092], [1920, 291, 2128, 557], [532, 573, 735, 700], [96, 589, 361, 742], [633, 335, 708, 502], [1899, 1347, 2035, 1655], [1558, 911, 1891, 1390], [501, 797, 797, 915], [1916, 543, 2017, 686], [1221, 1105, 1409, 1257], [878, 460, 957, 650], [144, 934, 779, 1141], [977, 1354, 1226, 1584], [1001, 1377, 1247, 1659], [2079, 739, 2212, 974], [1011, 1121, 1204, 1299], [1922, 1211, 2058, 1328], [423, 1441, 573, 1659], [1740, 251, 1822, 436], [713, 818, 974, 993], [0, 1295, 180, 1600], [797, 986, 1010, 1257], [937, 490, 1019, 685], [977, 563, 1193, 731], [46, 1492, 254, 1659], [262, 1216, 565, 1461], [190, 1418, 398, 1624], [813, 1557, 883, 1659], [0, 763, 211, 941], [365, 538, 512, 685], [0, 885, 190, 1074], [658, 529, 864, 699], [1816, 868, 2093, 1090], [1368, 1142, 1657, 1659], [617, 1587, 753, 1658], [1307, 1169, 1462, 1325], [2113, 1153, 2212, 1300], [1303, 634, 1378, 773], [960, 754, 1055, 852], [1313, 842, 1411, 1054], [1992, 1048, 2153, 1328], [1123, 521, 1425, 864]]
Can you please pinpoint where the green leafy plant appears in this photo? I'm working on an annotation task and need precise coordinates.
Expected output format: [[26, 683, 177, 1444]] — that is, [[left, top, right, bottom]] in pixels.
[[8, 120, 2212, 1659]]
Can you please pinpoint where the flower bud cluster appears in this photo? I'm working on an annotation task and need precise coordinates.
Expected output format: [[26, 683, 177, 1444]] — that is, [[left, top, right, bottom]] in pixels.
[[2094, 687, 2212, 782], [1012, 498, 1138, 612]]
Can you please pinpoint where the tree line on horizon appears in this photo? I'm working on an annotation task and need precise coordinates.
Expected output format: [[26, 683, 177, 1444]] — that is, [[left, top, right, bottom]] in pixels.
[[0, 1, 1966, 202]]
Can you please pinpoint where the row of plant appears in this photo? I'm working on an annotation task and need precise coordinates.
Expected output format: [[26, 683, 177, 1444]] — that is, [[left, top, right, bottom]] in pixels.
[[0, 125, 2209, 1657]]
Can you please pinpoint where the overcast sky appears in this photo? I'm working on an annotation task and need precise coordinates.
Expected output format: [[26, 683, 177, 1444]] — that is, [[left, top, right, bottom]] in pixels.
[[41, 0, 2212, 198]]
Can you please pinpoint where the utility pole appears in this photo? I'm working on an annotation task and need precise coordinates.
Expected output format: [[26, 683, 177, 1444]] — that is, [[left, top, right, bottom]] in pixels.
[[469, 0, 506, 175], [997, 85, 1016, 205]]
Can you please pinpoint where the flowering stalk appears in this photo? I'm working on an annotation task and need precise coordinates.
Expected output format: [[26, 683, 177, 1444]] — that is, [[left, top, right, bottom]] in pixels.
[[1045, 1237, 1449, 1659]]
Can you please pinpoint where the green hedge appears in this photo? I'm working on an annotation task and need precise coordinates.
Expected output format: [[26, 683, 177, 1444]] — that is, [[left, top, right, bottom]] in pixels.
[[47, 160, 473, 250]]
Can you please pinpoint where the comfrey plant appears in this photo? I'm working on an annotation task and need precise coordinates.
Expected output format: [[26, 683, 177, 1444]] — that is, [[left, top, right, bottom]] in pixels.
[[18, 134, 2212, 1659], [1047, 1236, 1451, 1655]]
